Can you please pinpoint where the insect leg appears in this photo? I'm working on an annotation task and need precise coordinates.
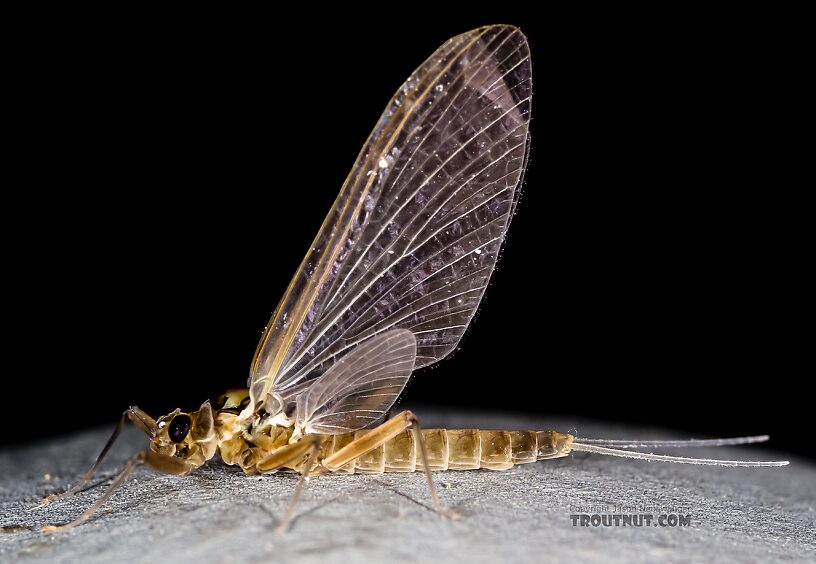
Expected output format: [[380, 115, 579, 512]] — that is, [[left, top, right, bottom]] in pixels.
[[277, 438, 322, 534], [255, 435, 321, 473], [41, 449, 194, 532], [254, 436, 322, 533], [40, 452, 143, 532], [322, 411, 458, 519], [35, 406, 156, 508]]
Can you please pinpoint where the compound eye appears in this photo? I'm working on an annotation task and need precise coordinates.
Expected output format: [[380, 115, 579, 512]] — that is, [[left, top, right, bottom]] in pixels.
[[168, 414, 191, 443]]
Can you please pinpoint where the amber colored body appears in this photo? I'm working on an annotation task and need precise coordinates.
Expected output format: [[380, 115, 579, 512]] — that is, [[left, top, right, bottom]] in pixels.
[[319, 428, 572, 473], [193, 389, 574, 477], [32, 388, 781, 534]]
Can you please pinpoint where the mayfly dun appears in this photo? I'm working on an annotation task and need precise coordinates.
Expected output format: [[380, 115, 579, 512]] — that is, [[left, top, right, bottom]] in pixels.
[[31, 24, 788, 533]]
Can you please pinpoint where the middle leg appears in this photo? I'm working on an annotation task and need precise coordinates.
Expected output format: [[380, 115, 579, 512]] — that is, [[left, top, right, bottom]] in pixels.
[[255, 435, 322, 533]]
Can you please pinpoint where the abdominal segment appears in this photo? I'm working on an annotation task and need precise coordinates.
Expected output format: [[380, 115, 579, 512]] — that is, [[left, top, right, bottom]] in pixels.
[[320, 429, 572, 474]]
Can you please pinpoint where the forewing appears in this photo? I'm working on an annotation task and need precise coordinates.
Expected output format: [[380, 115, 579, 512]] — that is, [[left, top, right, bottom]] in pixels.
[[249, 25, 531, 409], [296, 329, 416, 434]]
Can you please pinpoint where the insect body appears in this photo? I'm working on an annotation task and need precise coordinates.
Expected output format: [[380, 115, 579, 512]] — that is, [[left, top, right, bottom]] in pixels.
[[179, 387, 574, 476], [35, 24, 787, 533], [159, 386, 573, 476]]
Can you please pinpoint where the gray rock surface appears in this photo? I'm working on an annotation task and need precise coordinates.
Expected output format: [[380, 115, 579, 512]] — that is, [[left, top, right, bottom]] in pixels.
[[1, 408, 814, 564]]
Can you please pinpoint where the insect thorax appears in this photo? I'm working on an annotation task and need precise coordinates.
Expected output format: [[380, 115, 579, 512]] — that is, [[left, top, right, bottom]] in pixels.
[[214, 391, 298, 475]]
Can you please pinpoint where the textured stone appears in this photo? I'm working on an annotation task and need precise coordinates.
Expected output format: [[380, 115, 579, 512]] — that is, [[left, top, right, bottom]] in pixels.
[[1, 409, 813, 563]]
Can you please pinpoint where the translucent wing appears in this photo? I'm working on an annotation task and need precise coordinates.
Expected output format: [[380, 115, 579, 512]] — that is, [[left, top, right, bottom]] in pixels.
[[249, 25, 531, 411], [295, 329, 416, 434]]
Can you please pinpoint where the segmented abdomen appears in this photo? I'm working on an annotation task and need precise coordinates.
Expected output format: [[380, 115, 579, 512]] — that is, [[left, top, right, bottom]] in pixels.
[[323, 429, 569, 474]]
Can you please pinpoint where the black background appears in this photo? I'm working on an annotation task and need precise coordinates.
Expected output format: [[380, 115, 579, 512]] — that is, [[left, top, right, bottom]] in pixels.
[[4, 9, 809, 460]]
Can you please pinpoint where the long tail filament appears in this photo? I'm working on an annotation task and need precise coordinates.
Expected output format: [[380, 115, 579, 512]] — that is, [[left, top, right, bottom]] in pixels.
[[576, 435, 770, 449], [569, 441, 789, 467]]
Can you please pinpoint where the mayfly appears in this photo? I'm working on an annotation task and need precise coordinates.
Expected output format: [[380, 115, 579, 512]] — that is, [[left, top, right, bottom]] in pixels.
[[34, 24, 787, 533]]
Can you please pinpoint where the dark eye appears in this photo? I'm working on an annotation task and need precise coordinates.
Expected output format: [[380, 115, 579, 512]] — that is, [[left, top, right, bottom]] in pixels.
[[169, 414, 191, 443]]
